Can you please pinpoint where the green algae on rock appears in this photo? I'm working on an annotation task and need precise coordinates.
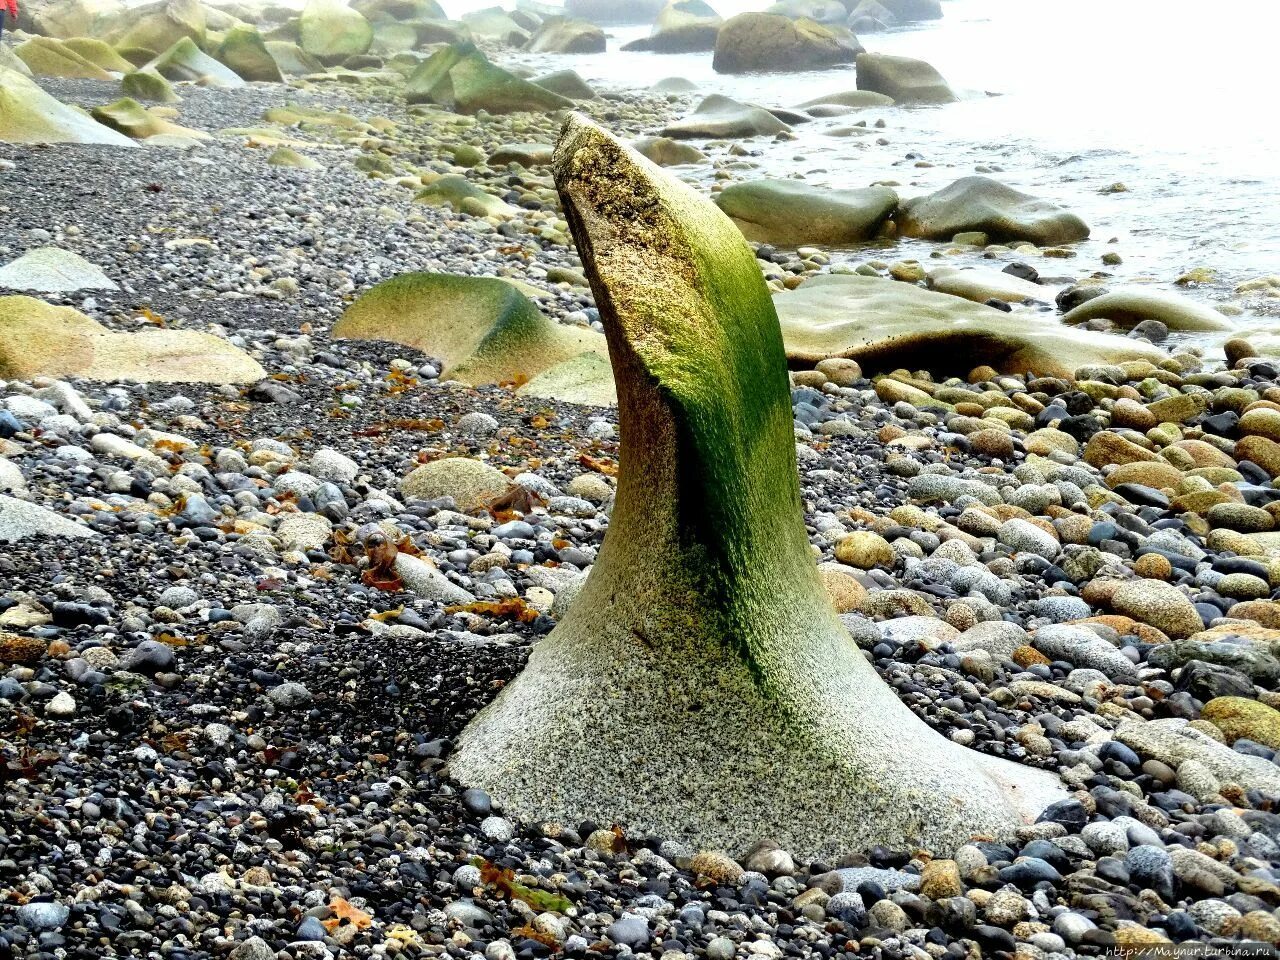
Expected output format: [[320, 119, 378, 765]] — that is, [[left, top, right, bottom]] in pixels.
[[61, 37, 136, 73], [0, 67, 135, 146], [121, 67, 180, 102], [622, 0, 723, 53], [216, 26, 285, 83], [715, 179, 897, 246], [449, 114, 1064, 859], [405, 42, 573, 115], [413, 174, 517, 218], [773, 274, 1163, 379], [14, 37, 114, 81], [90, 97, 208, 140], [332, 273, 607, 389], [713, 12, 861, 74], [898, 176, 1089, 246], [0, 296, 265, 384], [299, 0, 375, 65], [147, 36, 245, 88]]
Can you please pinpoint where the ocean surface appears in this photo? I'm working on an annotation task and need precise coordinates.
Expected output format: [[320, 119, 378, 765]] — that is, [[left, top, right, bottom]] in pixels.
[[467, 0, 1280, 352]]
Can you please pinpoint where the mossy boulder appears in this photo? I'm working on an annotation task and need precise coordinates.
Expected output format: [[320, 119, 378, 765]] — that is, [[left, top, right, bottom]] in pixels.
[[715, 179, 897, 246], [22, 0, 124, 39], [1202, 697, 1280, 750], [0, 67, 135, 146], [460, 7, 528, 44], [102, 0, 207, 54], [299, 0, 374, 65], [450, 114, 1063, 859], [532, 69, 597, 100], [61, 37, 135, 72], [662, 93, 790, 139], [265, 41, 325, 76], [216, 26, 284, 82], [516, 351, 617, 406], [712, 12, 860, 74], [332, 273, 607, 389], [90, 97, 207, 140], [370, 22, 420, 54], [1062, 287, 1234, 333], [414, 174, 517, 218], [121, 68, 179, 101], [897, 176, 1089, 246], [0, 295, 264, 383], [351, 0, 444, 21], [855, 51, 955, 104], [632, 135, 705, 166], [622, 0, 722, 53], [147, 37, 246, 87], [267, 146, 324, 169], [773, 274, 1163, 378], [405, 42, 572, 114], [14, 37, 113, 80], [524, 16, 606, 53], [0, 46, 33, 78]]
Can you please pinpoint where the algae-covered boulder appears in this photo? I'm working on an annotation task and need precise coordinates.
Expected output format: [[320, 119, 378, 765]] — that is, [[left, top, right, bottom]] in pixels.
[[103, 0, 206, 54], [712, 12, 860, 74], [661, 93, 790, 139], [414, 174, 517, 218], [855, 51, 955, 104], [565, 0, 663, 23], [898, 177, 1090, 246], [0, 67, 136, 146], [121, 68, 179, 101], [525, 16, 606, 53], [299, 0, 374, 65], [351, 0, 444, 21], [715, 179, 897, 246], [61, 37, 135, 72], [0, 247, 117, 292], [147, 37, 246, 87], [267, 146, 324, 169], [450, 114, 1064, 859], [632, 135, 704, 166], [532, 69, 597, 100], [622, 1, 722, 53], [15, 37, 113, 80], [0, 295, 264, 383], [90, 97, 208, 140], [22, 0, 124, 38], [0, 46, 33, 78], [216, 25, 284, 82], [1062, 287, 1234, 333], [517, 351, 617, 406], [333, 273, 607, 388], [1201, 697, 1280, 750], [406, 42, 572, 115], [461, 6, 529, 44], [774, 274, 1163, 378], [265, 41, 325, 76]]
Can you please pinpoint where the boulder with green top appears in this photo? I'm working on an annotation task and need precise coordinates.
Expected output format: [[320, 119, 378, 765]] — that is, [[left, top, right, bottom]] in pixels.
[[715, 179, 897, 246], [22, 0, 124, 39], [461, 6, 528, 44], [713, 12, 860, 74], [773, 274, 1163, 378], [1062, 287, 1234, 333], [14, 37, 113, 80], [414, 174, 517, 218], [532, 69, 597, 100], [90, 97, 208, 140], [622, 1, 722, 53], [267, 146, 324, 169], [102, 0, 206, 54], [216, 26, 284, 82], [449, 114, 1064, 860], [524, 16, 606, 53], [0, 295, 264, 383], [61, 37, 135, 72], [405, 42, 572, 114], [662, 93, 790, 139], [517, 351, 617, 406], [265, 40, 325, 76], [332, 272, 607, 389], [0, 67, 135, 146], [121, 68, 179, 101], [1202, 697, 1280, 750], [299, 0, 374, 65], [147, 37, 246, 87], [632, 135, 704, 166], [855, 51, 955, 104], [897, 176, 1089, 246]]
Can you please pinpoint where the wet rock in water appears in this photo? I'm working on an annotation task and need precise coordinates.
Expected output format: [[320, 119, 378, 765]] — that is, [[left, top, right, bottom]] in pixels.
[[855, 51, 956, 103], [715, 179, 897, 245], [897, 176, 1089, 246], [405, 43, 573, 114], [662, 93, 792, 139], [623, 1, 723, 53], [299, 0, 374, 65], [533, 69, 598, 100], [713, 12, 862, 73], [772, 275, 1160, 378], [525, 17, 606, 54], [400, 457, 510, 513], [1062, 287, 1235, 332], [0, 67, 136, 146], [334, 273, 605, 389], [0, 247, 117, 293], [927, 265, 1051, 304], [631, 135, 706, 166], [797, 88, 895, 110]]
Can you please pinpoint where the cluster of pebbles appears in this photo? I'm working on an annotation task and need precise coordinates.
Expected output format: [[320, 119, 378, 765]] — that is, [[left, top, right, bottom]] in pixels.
[[3, 66, 1280, 960]]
